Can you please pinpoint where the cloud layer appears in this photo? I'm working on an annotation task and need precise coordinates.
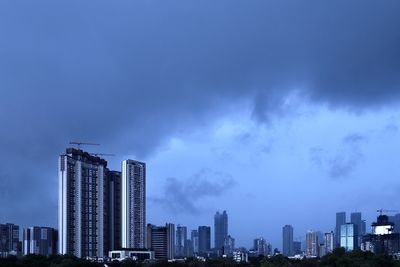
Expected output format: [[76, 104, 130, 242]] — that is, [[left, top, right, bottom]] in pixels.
[[0, 0, 399, 227]]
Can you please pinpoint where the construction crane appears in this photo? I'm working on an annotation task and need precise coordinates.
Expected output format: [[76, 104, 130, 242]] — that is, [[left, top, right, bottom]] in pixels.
[[69, 141, 100, 149], [377, 209, 399, 216]]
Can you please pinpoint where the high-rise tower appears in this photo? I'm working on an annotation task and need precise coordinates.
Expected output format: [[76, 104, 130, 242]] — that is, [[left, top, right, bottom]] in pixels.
[[59, 148, 113, 257], [282, 225, 294, 256], [214, 210, 228, 254], [335, 212, 346, 248], [121, 159, 146, 248]]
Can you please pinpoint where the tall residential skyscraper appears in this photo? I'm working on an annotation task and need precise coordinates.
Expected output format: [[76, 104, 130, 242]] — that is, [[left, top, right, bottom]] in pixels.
[[0, 223, 19, 256], [146, 223, 175, 260], [335, 212, 346, 248], [324, 231, 335, 254], [59, 148, 113, 257], [282, 225, 294, 256], [175, 225, 187, 258], [198, 226, 211, 254], [23, 227, 57, 256], [214, 210, 228, 253], [306, 230, 317, 257], [122, 159, 146, 249], [191, 230, 199, 255]]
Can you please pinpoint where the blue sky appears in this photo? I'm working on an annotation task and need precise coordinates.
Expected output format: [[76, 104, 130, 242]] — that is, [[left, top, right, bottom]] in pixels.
[[1, 0, 400, 251]]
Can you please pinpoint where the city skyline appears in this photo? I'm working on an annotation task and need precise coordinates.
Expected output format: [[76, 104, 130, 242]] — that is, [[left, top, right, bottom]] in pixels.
[[1, 0, 400, 252]]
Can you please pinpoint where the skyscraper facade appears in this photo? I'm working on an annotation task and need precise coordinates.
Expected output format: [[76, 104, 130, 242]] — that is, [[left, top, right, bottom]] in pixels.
[[146, 223, 175, 260], [0, 223, 19, 257], [324, 231, 335, 254], [335, 212, 346, 248], [306, 230, 317, 257], [175, 225, 187, 258], [350, 212, 363, 249], [282, 225, 294, 256], [198, 226, 211, 254], [191, 230, 199, 255], [58, 148, 112, 257], [340, 223, 358, 251], [122, 159, 146, 249], [214, 210, 228, 253], [23, 227, 57, 256]]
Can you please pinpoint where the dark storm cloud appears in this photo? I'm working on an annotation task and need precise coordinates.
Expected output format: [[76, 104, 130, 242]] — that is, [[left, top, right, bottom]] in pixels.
[[310, 133, 367, 179], [151, 169, 236, 214], [0, 0, 399, 225]]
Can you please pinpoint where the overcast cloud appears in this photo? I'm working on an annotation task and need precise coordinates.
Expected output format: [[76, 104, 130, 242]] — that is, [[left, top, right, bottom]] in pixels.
[[0, 0, 400, 248]]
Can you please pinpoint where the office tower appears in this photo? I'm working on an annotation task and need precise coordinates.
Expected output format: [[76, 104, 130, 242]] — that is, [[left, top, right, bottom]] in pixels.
[[23, 227, 57, 256], [175, 225, 187, 258], [335, 212, 346, 248], [282, 225, 294, 256], [305, 230, 317, 257], [198, 226, 211, 254], [351, 212, 362, 248], [191, 230, 199, 255], [59, 148, 113, 257], [293, 241, 301, 255], [108, 171, 121, 250], [340, 223, 358, 251], [0, 223, 19, 257], [324, 231, 335, 254], [147, 223, 175, 260], [214, 210, 228, 254], [122, 159, 146, 249]]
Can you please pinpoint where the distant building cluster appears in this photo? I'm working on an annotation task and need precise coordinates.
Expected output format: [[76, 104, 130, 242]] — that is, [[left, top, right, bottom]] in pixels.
[[1, 147, 400, 262], [281, 211, 400, 259]]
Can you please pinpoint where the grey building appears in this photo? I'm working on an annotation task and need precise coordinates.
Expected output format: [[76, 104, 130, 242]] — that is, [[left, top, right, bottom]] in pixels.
[[335, 212, 346, 248], [23, 227, 57, 256], [351, 212, 363, 248], [214, 210, 228, 254], [191, 230, 199, 255], [147, 223, 175, 260], [108, 171, 122, 250], [324, 231, 335, 254], [282, 225, 294, 256], [198, 226, 211, 254], [122, 159, 146, 249], [175, 225, 187, 258], [0, 223, 19, 257]]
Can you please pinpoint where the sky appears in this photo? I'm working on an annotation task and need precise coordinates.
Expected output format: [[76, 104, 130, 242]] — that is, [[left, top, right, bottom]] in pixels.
[[0, 0, 400, 250]]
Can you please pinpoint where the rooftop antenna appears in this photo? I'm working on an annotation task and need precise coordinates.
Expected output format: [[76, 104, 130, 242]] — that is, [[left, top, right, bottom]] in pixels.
[[69, 141, 100, 149]]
